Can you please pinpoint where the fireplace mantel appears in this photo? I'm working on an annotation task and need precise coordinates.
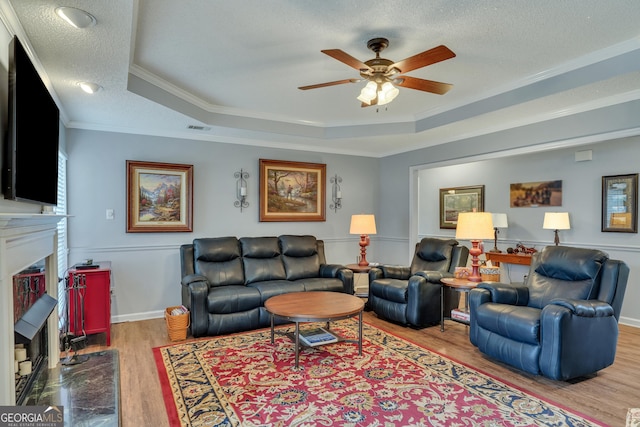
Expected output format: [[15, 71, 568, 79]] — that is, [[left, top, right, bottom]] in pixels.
[[0, 213, 64, 404]]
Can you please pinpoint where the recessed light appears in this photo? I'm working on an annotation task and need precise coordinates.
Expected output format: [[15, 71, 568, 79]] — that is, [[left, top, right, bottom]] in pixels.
[[78, 82, 102, 94], [55, 7, 96, 29]]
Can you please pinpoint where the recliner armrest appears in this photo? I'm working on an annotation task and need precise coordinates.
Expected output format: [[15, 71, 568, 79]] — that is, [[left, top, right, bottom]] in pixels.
[[320, 264, 354, 294], [181, 273, 209, 287], [477, 282, 529, 306], [378, 265, 410, 280], [180, 275, 209, 337], [549, 298, 615, 317], [413, 270, 453, 283]]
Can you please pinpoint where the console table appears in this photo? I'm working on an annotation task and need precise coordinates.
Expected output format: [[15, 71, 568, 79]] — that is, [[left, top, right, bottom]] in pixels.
[[485, 252, 532, 266]]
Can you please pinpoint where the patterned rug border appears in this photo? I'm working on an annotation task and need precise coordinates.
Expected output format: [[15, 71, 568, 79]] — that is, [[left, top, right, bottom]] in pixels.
[[153, 319, 607, 426]]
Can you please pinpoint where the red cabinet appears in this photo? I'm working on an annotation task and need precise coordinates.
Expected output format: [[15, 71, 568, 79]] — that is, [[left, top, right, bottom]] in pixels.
[[68, 262, 112, 346]]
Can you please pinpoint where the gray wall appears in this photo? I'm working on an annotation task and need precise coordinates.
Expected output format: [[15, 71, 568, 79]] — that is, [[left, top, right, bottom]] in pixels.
[[414, 137, 640, 326], [65, 129, 379, 321]]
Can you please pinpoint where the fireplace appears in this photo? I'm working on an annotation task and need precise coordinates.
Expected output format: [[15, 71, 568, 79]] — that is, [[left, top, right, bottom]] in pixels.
[[0, 214, 63, 405], [13, 267, 57, 405]]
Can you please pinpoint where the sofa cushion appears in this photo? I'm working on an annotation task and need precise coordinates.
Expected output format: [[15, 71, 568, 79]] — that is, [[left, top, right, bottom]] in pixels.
[[207, 285, 261, 313], [369, 278, 408, 304], [194, 237, 244, 286], [528, 246, 608, 308], [475, 303, 541, 345], [280, 235, 317, 257], [240, 237, 286, 284], [248, 280, 305, 304], [280, 235, 321, 280], [299, 277, 345, 293], [410, 238, 457, 275]]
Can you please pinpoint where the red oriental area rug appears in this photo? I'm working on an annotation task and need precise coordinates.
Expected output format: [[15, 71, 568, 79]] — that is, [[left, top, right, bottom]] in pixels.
[[153, 320, 605, 426]]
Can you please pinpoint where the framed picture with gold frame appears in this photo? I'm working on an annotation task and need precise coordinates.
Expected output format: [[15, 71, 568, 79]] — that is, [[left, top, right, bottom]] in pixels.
[[602, 173, 638, 233], [439, 185, 485, 229], [126, 160, 193, 232], [259, 159, 326, 222]]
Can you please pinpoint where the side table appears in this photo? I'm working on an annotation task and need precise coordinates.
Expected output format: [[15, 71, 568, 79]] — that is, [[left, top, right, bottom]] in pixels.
[[345, 263, 372, 310], [440, 277, 479, 332]]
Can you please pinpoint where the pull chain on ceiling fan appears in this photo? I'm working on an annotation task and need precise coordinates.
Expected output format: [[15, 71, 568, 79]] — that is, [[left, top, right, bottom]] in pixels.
[[299, 38, 456, 107]]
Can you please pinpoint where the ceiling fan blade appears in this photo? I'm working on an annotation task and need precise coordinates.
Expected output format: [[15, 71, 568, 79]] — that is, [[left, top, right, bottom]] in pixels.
[[322, 49, 372, 72], [395, 76, 453, 95], [298, 79, 359, 90], [391, 45, 456, 74]]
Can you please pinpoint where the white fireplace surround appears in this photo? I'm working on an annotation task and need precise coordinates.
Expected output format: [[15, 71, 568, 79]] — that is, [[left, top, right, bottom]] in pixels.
[[0, 214, 63, 405]]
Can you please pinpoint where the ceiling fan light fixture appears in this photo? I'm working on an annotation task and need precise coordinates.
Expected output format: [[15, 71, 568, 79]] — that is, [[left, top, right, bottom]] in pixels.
[[377, 82, 399, 106], [78, 81, 102, 94], [357, 81, 377, 104], [55, 7, 96, 28]]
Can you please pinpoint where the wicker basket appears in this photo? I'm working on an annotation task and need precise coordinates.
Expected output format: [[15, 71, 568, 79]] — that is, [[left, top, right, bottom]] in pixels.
[[480, 267, 500, 282], [165, 306, 190, 341]]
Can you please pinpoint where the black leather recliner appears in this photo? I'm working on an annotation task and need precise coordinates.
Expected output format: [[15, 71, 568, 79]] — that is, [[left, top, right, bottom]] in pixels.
[[469, 245, 629, 381], [180, 235, 353, 337], [368, 238, 469, 327]]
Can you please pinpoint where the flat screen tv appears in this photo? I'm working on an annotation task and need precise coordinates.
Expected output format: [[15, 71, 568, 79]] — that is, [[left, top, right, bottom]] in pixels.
[[3, 36, 60, 206]]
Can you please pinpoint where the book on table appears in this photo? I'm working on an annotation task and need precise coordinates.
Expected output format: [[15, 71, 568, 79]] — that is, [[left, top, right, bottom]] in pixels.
[[299, 327, 338, 347]]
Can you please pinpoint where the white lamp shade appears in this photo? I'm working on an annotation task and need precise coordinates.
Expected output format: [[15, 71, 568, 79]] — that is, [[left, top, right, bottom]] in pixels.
[[350, 214, 377, 235], [455, 212, 494, 240], [491, 213, 509, 228], [543, 212, 571, 230], [377, 82, 399, 106]]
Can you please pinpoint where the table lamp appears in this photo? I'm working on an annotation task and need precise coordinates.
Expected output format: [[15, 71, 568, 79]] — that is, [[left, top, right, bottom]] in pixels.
[[455, 212, 494, 282], [489, 213, 508, 253], [543, 212, 570, 245], [350, 214, 377, 266]]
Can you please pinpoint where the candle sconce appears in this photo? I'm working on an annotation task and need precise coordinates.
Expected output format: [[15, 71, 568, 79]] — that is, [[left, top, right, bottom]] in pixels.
[[330, 174, 342, 213], [234, 169, 249, 212]]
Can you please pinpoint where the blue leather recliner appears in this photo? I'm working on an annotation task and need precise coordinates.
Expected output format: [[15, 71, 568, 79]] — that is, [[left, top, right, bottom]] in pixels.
[[368, 238, 469, 327], [469, 245, 629, 381]]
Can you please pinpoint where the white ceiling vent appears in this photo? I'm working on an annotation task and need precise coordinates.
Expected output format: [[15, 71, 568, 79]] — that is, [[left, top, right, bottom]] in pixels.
[[187, 125, 211, 131]]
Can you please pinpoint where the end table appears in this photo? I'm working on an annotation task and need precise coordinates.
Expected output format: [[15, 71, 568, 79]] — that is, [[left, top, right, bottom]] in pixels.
[[440, 277, 479, 332]]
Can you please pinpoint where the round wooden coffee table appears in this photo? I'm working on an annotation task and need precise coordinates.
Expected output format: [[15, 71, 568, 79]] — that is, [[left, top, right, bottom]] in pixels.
[[265, 291, 364, 368]]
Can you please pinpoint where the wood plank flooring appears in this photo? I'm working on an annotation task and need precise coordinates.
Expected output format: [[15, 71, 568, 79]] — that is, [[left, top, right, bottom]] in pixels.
[[82, 314, 640, 426]]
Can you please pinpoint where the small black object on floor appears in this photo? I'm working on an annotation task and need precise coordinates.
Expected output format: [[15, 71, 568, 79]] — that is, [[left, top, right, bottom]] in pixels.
[[25, 350, 120, 426]]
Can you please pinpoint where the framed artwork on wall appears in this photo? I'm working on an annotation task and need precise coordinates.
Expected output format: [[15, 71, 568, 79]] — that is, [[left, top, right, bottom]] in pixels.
[[259, 159, 326, 222], [602, 173, 638, 233], [126, 160, 193, 232], [509, 180, 563, 207], [439, 185, 484, 229]]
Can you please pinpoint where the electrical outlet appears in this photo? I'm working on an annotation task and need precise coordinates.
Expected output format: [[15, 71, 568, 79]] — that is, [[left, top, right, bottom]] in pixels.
[[106, 209, 114, 220]]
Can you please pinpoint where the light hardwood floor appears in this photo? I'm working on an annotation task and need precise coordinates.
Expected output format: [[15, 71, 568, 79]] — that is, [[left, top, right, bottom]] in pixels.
[[83, 314, 640, 426]]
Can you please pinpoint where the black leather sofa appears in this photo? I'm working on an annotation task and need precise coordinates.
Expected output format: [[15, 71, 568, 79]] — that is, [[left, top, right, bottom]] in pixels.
[[180, 235, 354, 337]]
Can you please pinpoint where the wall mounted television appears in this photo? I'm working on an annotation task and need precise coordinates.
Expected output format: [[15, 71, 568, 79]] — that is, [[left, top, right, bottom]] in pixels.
[[3, 35, 60, 206]]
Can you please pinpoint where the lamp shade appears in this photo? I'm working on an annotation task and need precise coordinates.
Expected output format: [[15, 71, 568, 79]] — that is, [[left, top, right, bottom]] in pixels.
[[543, 212, 570, 230], [455, 212, 494, 240], [350, 214, 377, 235], [491, 213, 508, 229]]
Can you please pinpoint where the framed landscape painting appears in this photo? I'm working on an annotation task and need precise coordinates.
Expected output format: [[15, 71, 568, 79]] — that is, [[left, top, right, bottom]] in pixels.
[[439, 185, 485, 229], [602, 173, 638, 233], [259, 159, 326, 222], [126, 160, 193, 232]]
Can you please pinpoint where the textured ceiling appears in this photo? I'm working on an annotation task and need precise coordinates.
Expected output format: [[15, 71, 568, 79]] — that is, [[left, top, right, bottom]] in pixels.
[[2, 0, 640, 156]]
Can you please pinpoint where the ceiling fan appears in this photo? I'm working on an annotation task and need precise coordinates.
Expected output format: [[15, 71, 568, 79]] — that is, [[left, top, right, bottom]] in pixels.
[[299, 38, 456, 107]]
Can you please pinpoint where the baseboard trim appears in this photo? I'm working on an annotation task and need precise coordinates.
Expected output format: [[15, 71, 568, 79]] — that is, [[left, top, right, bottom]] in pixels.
[[112, 310, 164, 324]]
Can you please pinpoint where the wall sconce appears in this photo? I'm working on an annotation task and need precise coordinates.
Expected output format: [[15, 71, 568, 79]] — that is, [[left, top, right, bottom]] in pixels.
[[234, 169, 249, 212], [330, 174, 342, 212]]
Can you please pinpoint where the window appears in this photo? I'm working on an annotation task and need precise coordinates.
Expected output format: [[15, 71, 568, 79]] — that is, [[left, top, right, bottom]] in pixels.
[[55, 152, 68, 329]]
